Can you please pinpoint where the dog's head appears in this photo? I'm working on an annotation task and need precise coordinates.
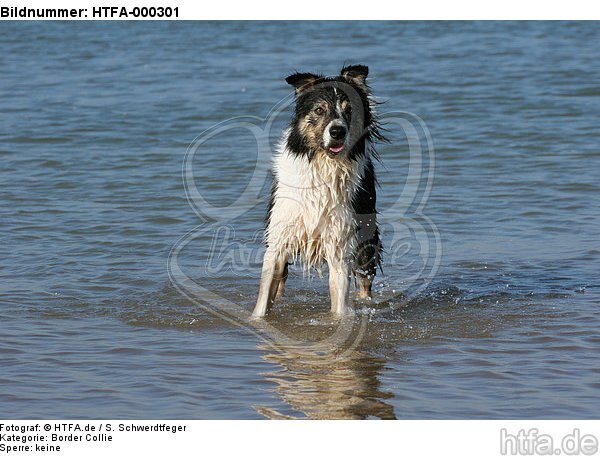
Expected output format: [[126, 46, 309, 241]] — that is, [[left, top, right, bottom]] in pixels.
[[285, 65, 379, 161]]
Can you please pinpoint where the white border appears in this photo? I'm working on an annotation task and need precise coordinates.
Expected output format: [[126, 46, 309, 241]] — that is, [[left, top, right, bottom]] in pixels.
[[1, 0, 599, 19], [1, 421, 598, 455]]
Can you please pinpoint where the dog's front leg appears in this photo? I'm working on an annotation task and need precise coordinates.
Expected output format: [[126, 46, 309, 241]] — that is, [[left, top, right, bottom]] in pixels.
[[253, 249, 287, 318], [328, 258, 350, 316]]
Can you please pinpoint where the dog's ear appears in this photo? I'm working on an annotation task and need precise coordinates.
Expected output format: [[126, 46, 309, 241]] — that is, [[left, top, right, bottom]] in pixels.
[[285, 72, 320, 96], [341, 64, 369, 87]]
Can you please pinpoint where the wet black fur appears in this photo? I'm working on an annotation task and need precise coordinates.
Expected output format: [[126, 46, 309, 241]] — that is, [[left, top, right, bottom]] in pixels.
[[352, 159, 382, 278]]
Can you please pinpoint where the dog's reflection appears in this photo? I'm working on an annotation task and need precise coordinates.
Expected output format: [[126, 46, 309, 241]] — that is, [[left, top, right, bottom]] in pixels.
[[255, 344, 396, 419]]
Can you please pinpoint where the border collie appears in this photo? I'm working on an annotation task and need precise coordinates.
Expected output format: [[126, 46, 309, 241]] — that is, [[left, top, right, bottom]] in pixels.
[[252, 65, 383, 318]]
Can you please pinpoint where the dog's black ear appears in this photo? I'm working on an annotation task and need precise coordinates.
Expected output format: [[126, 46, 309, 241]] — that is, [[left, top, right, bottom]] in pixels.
[[341, 64, 369, 87], [285, 72, 320, 96]]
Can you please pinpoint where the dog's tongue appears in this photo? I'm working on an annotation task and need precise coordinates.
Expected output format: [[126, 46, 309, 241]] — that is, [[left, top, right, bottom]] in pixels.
[[329, 145, 344, 154]]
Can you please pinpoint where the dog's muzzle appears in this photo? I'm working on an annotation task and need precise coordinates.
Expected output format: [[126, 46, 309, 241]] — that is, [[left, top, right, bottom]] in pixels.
[[325, 120, 347, 155]]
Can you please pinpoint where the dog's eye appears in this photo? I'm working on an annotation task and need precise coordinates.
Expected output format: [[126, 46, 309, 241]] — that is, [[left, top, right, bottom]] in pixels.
[[314, 107, 325, 116]]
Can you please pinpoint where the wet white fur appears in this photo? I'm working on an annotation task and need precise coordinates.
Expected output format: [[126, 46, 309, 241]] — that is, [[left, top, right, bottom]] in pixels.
[[266, 130, 367, 272]]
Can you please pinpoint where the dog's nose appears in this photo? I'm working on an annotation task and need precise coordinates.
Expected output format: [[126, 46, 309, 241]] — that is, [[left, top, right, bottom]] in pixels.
[[329, 125, 347, 141]]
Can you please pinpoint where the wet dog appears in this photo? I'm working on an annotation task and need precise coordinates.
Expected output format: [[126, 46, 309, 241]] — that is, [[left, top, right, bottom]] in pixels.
[[253, 65, 383, 318]]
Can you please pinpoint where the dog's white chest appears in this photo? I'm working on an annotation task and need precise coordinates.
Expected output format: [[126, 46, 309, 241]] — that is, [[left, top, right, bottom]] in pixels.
[[267, 147, 365, 267]]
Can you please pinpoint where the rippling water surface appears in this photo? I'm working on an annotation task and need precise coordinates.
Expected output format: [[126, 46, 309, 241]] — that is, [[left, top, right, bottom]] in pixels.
[[1, 21, 599, 419]]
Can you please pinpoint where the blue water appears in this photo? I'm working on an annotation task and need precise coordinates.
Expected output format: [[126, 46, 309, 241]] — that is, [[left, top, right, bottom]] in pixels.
[[1, 21, 599, 419]]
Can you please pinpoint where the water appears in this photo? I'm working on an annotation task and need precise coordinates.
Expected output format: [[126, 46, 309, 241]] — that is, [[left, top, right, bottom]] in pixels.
[[1, 21, 599, 419]]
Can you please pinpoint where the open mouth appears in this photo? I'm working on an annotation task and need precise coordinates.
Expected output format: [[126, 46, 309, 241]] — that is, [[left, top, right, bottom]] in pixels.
[[328, 144, 344, 154]]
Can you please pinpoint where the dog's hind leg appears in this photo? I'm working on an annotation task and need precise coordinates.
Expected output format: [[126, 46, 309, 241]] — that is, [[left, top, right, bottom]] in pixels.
[[353, 230, 381, 300], [275, 260, 289, 299], [253, 249, 287, 318], [329, 258, 350, 316], [357, 272, 374, 299]]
